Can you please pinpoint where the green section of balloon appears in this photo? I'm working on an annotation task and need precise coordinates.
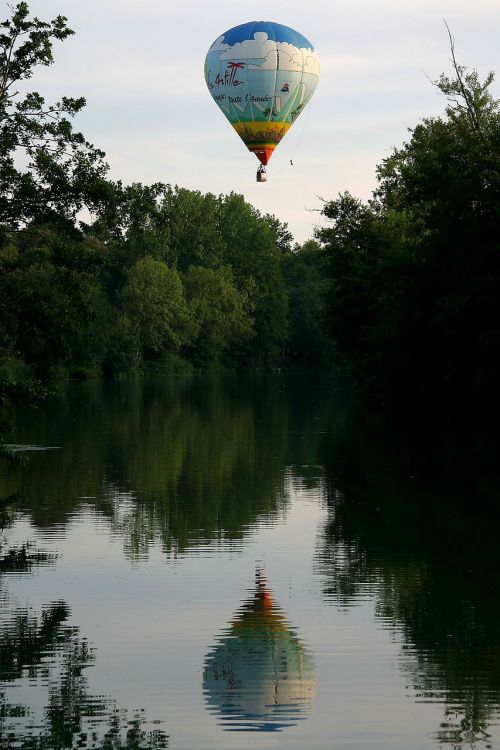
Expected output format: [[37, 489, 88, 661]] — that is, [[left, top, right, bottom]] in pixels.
[[205, 21, 320, 165]]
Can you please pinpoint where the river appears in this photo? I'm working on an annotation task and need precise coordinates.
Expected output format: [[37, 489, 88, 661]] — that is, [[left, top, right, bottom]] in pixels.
[[1, 374, 499, 749]]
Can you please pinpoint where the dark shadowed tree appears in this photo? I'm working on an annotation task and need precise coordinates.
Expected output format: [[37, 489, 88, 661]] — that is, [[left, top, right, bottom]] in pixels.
[[318, 55, 500, 402]]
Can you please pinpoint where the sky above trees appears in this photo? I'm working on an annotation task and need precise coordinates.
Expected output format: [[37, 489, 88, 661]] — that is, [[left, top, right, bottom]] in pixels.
[[25, 0, 500, 243]]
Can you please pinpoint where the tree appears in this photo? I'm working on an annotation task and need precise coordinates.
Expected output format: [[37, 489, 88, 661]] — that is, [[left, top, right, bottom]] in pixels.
[[121, 257, 192, 358], [0, 223, 111, 378], [318, 57, 500, 401], [283, 240, 334, 365], [161, 188, 225, 271], [183, 265, 254, 367], [218, 193, 290, 367], [0, 2, 109, 227]]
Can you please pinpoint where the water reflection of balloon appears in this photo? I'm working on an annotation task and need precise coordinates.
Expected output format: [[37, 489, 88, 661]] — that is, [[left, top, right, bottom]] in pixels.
[[204, 21, 320, 181], [203, 567, 316, 732]]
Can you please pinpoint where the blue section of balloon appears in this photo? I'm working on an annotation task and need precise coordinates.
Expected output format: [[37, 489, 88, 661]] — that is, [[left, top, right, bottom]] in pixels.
[[210, 21, 314, 52]]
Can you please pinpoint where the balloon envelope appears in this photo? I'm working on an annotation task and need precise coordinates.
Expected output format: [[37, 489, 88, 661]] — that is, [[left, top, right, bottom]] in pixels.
[[205, 21, 320, 165]]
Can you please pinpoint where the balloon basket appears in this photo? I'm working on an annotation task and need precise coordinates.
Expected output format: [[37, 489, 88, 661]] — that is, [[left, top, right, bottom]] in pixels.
[[256, 166, 267, 183]]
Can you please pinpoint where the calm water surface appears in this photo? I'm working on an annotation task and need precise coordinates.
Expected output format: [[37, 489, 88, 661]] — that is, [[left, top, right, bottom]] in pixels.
[[1, 374, 499, 749]]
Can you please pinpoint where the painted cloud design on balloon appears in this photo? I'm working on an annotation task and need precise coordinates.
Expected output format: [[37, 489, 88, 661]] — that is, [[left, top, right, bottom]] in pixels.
[[212, 32, 320, 76], [208, 35, 230, 53], [219, 31, 274, 59], [301, 53, 320, 76]]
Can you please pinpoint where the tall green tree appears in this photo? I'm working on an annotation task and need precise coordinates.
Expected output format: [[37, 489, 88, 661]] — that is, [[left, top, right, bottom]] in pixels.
[[218, 193, 290, 366], [0, 224, 111, 378], [120, 257, 192, 358], [0, 2, 109, 227], [283, 239, 334, 365], [319, 58, 500, 401], [183, 265, 254, 367]]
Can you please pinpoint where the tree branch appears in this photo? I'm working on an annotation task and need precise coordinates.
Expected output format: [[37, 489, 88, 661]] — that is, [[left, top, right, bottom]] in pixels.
[[443, 18, 482, 135]]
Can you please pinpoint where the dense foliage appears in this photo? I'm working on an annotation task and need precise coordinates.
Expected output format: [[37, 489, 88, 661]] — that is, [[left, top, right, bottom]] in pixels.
[[317, 55, 500, 403]]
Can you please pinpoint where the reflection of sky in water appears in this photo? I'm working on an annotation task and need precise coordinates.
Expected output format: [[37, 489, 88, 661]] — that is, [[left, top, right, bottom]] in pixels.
[[203, 568, 315, 732]]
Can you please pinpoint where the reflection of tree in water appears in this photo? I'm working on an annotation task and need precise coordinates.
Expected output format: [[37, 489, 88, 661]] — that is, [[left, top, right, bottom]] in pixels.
[[0, 375, 331, 558], [316, 408, 500, 747], [0, 604, 168, 748], [0, 493, 54, 576], [102, 381, 288, 557], [0, 518, 167, 748], [203, 568, 315, 732]]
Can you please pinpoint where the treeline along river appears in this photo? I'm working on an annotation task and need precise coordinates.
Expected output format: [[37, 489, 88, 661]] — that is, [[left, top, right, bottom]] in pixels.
[[1, 373, 500, 749]]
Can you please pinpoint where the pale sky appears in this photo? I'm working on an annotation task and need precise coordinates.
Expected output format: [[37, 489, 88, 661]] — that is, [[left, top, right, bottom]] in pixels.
[[23, 0, 500, 244]]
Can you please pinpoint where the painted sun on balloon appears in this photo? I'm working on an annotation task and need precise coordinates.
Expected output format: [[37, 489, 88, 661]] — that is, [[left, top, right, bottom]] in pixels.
[[204, 21, 320, 177]]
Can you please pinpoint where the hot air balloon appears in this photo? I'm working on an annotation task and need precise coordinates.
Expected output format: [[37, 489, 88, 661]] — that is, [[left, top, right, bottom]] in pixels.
[[204, 21, 320, 181], [203, 568, 316, 732]]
